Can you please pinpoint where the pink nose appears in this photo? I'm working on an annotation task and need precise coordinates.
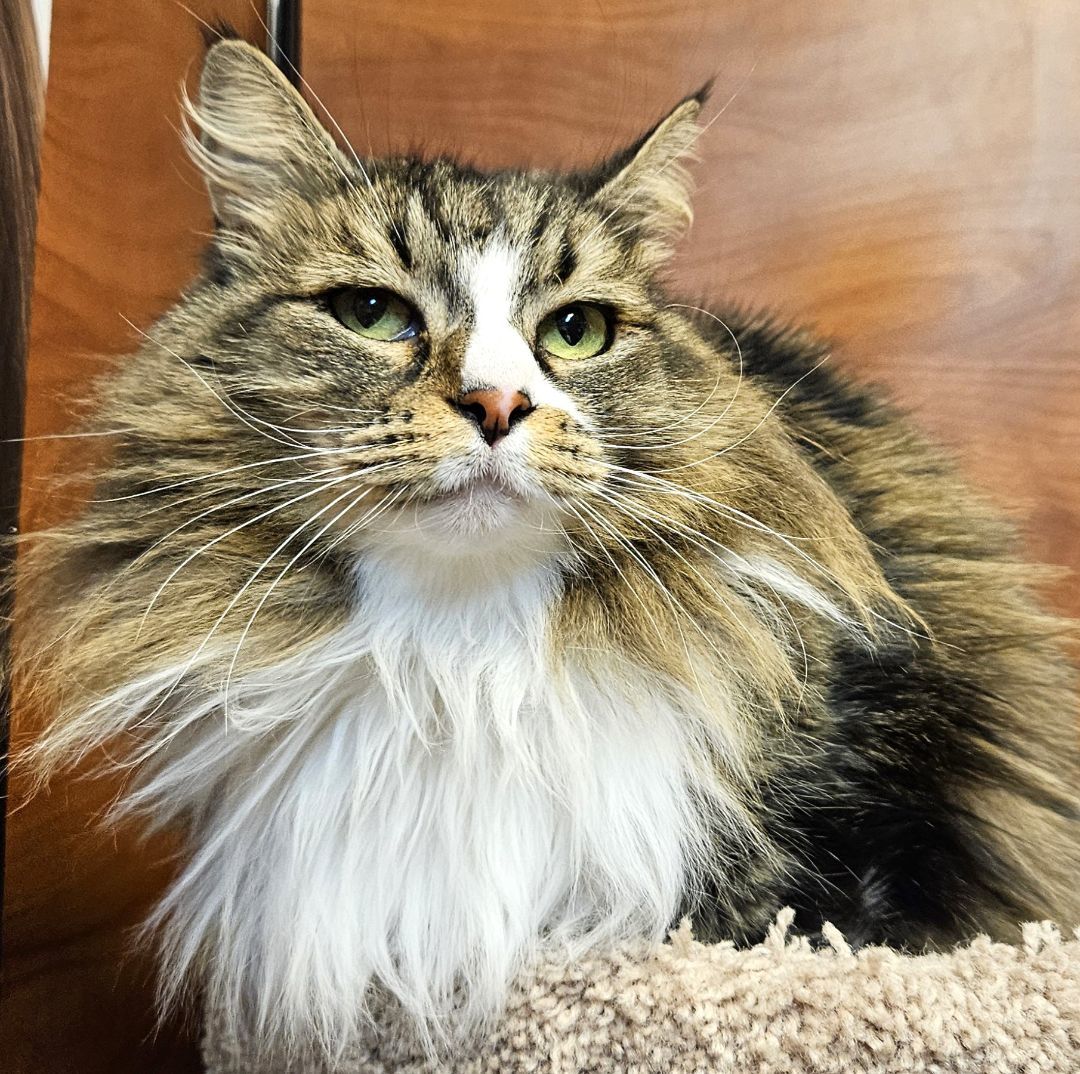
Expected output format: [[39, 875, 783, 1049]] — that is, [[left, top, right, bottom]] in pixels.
[[455, 388, 534, 446]]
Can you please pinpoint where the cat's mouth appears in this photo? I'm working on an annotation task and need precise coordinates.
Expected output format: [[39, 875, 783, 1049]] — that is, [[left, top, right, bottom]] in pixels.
[[371, 459, 562, 554], [424, 473, 524, 506], [423, 442, 538, 507], [358, 445, 566, 557]]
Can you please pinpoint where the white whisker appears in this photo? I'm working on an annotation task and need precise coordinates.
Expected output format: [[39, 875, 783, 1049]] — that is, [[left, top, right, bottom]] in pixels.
[[652, 354, 830, 473], [135, 469, 375, 637], [221, 480, 385, 724]]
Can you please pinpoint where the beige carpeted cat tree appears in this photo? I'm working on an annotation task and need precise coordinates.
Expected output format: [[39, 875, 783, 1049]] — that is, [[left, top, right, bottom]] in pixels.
[[202, 910, 1080, 1074]]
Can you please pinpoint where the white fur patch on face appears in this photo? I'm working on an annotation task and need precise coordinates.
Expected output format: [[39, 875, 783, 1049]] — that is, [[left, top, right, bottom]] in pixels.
[[364, 483, 571, 585], [459, 240, 588, 424]]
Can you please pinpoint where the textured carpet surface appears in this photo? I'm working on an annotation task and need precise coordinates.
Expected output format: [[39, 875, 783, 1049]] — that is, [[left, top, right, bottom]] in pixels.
[[202, 910, 1080, 1073]]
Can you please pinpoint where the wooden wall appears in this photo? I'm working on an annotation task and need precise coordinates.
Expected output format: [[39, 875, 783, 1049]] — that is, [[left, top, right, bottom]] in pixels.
[[4, 1, 1078, 1071]]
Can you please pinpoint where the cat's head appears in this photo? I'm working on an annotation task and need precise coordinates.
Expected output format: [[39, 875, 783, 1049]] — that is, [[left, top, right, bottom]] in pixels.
[[167, 39, 723, 576]]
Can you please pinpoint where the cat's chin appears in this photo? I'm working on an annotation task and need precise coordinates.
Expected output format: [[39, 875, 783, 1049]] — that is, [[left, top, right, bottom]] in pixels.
[[363, 477, 569, 577], [416, 479, 531, 536]]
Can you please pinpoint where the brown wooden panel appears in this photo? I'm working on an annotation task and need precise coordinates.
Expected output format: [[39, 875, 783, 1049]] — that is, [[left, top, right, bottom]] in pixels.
[[304, 0, 1080, 618], [2, 5, 265, 1073]]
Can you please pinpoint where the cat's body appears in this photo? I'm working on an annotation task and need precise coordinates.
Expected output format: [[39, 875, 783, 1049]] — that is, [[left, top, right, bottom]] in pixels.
[[688, 313, 1079, 947], [12, 35, 1078, 1059]]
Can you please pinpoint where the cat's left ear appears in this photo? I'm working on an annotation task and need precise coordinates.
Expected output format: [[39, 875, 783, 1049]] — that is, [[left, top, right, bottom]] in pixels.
[[185, 38, 353, 232], [584, 86, 709, 258]]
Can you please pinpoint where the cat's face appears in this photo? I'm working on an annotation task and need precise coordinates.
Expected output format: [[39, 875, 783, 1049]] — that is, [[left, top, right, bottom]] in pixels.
[[174, 40, 722, 572]]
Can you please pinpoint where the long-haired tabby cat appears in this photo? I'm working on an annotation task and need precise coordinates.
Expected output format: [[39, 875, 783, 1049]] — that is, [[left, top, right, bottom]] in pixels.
[[12, 33, 1079, 1059]]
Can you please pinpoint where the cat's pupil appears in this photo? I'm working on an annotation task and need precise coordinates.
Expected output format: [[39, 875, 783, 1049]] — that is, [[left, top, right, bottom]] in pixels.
[[355, 291, 388, 329], [557, 307, 587, 346]]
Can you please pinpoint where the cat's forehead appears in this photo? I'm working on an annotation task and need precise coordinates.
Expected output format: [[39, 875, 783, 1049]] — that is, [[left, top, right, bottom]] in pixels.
[[321, 159, 634, 312], [380, 159, 575, 233], [371, 160, 590, 271]]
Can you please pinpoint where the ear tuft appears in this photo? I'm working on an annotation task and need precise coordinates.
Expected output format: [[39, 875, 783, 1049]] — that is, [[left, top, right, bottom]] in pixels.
[[586, 88, 709, 258], [184, 39, 350, 230], [688, 79, 714, 109], [198, 19, 243, 49]]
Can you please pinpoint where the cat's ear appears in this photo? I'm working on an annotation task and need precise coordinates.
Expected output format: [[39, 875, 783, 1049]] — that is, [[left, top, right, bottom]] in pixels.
[[185, 39, 351, 229], [585, 86, 709, 257]]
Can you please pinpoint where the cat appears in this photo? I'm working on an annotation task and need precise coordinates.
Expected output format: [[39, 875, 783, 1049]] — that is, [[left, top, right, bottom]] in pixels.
[[11, 31, 1079, 1060]]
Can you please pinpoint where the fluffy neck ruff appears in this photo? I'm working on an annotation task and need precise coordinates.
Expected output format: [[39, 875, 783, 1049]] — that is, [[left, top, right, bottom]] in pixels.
[[128, 549, 752, 1056]]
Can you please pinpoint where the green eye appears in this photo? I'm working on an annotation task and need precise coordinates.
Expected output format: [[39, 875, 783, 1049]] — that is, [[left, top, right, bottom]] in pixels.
[[331, 288, 421, 341], [537, 303, 612, 360]]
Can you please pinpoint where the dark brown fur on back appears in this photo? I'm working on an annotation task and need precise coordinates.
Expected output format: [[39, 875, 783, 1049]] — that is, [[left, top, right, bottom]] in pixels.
[[684, 314, 1079, 944]]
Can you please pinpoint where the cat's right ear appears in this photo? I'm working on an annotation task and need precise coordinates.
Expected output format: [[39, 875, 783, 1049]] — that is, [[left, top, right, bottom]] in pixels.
[[185, 39, 352, 231]]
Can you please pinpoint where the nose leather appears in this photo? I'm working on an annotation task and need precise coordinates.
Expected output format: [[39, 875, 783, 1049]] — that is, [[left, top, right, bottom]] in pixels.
[[456, 388, 534, 446]]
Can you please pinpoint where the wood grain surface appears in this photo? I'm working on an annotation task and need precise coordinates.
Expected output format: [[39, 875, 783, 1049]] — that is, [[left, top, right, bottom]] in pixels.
[[4, 1, 1078, 1071]]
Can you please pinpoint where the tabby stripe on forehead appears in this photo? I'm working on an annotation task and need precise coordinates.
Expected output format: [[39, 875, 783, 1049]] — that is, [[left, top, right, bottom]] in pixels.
[[419, 175, 454, 243], [555, 231, 578, 286], [388, 222, 413, 270], [527, 195, 551, 253]]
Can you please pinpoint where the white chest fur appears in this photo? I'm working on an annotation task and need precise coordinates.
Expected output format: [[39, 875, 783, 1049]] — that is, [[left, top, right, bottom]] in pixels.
[[142, 556, 731, 1051]]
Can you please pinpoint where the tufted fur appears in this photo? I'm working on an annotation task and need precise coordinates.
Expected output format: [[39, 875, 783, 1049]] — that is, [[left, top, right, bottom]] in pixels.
[[9, 36, 1079, 1062]]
